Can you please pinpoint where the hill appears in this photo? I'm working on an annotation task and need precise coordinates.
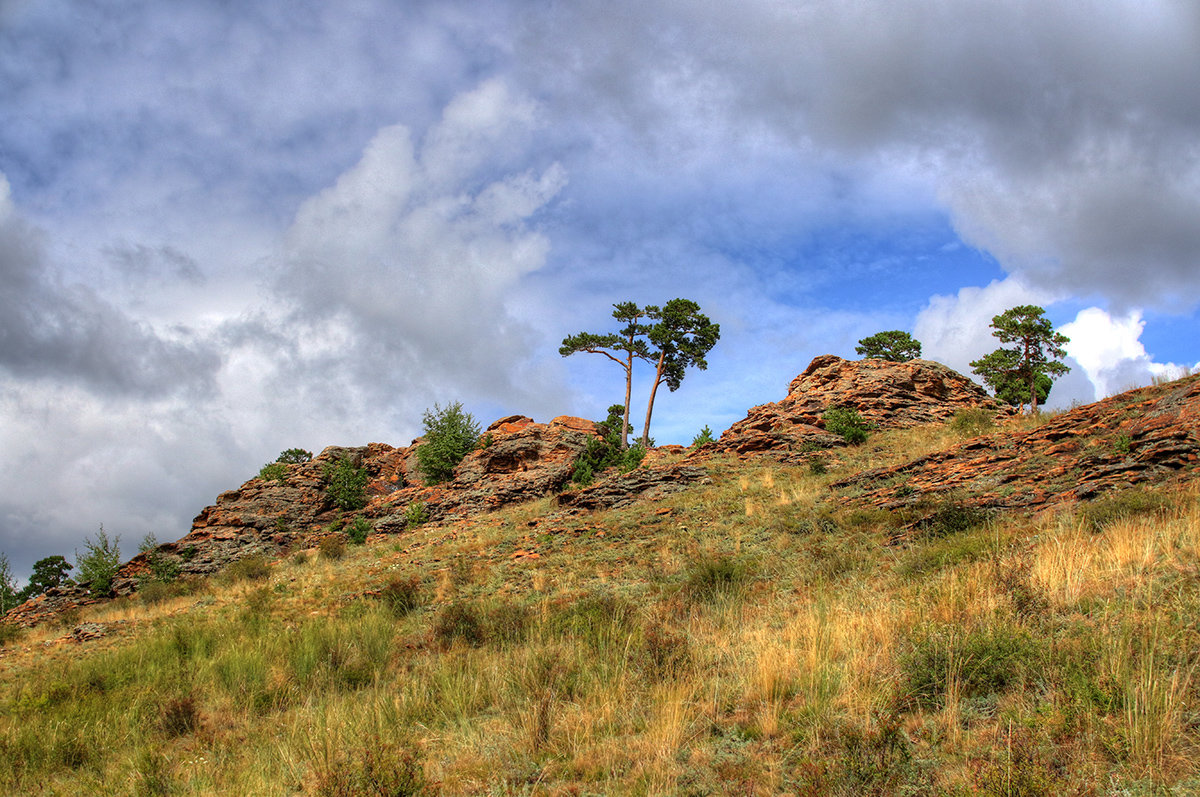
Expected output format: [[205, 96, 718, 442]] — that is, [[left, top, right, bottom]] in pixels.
[[1, 357, 1198, 795]]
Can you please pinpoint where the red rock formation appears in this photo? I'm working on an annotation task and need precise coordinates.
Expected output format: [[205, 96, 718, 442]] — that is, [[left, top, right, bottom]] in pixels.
[[717, 355, 1008, 457], [834, 373, 1200, 514]]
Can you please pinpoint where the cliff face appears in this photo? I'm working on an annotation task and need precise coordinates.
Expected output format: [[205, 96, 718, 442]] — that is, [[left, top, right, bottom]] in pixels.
[[716, 355, 1009, 457]]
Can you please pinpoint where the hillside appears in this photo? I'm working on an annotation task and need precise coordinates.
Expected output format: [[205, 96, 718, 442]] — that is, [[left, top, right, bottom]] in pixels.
[[1, 357, 1198, 795]]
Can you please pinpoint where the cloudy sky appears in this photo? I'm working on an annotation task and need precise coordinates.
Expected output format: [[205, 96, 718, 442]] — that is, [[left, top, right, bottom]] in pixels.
[[2, 0, 1198, 582]]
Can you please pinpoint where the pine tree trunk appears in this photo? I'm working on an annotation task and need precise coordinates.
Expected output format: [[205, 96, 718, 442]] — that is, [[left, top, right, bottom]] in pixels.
[[642, 352, 666, 446], [620, 350, 633, 448]]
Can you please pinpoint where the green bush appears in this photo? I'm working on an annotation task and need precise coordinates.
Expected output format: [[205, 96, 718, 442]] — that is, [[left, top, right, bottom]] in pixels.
[[570, 405, 647, 486], [138, 533, 181, 584], [75, 526, 121, 595], [916, 499, 991, 539], [346, 516, 371, 545], [314, 735, 426, 797], [0, 622, 23, 647], [949, 407, 995, 437], [323, 457, 369, 511], [417, 402, 481, 485], [405, 502, 428, 527], [823, 406, 871, 445], [690, 425, 716, 448], [277, 448, 313, 464], [258, 462, 287, 482]]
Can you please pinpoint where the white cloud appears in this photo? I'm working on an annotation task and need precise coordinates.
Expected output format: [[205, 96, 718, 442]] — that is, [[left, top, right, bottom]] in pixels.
[[1061, 307, 1200, 398]]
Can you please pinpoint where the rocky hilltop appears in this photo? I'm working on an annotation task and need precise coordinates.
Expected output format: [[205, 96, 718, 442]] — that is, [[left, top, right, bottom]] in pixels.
[[715, 354, 1008, 457], [6, 355, 1198, 628]]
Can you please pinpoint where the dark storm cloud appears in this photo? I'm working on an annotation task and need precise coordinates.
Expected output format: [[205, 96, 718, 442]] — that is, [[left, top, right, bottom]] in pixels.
[[0, 184, 220, 397]]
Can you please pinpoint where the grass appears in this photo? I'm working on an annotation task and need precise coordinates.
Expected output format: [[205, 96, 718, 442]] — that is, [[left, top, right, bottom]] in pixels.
[[0, 429, 1197, 794]]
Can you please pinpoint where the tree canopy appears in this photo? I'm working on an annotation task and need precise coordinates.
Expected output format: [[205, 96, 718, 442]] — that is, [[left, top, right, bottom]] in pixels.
[[640, 299, 720, 446], [855, 330, 922, 362], [970, 305, 1070, 413]]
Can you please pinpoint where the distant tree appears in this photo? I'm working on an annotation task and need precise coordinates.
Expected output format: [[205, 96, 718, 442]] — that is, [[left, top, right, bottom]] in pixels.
[[276, 448, 313, 464], [0, 553, 18, 613], [640, 299, 720, 446], [18, 555, 73, 602], [560, 302, 651, 449], [76, 525, 121, 595], [970, 305, 1070, 413], [855, 330, 922, 362], [417, 402, 481, 484]]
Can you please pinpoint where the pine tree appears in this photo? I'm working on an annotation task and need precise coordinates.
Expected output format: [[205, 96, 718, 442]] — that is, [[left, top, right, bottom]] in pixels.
[[970, 305, 1070, 413]]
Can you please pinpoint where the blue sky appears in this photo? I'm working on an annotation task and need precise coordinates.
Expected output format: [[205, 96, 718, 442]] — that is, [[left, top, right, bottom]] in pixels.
[[1, 0, 1198, 582]]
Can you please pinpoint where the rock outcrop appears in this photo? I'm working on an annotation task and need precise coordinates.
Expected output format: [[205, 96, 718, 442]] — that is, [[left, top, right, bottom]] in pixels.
[[716, 355, 1008, 457], [833, 373, 1200, 514]]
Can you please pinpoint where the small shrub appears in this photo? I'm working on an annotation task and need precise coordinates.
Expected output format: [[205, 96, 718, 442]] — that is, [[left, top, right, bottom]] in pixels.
[[318, 536, 346, 561], [227, 555, 271, 582], [405, 502, 428, 527], [949, 407, 996, 437], [1079, 487, 1174, 531], [138, 533, 181, 585], [690, 425, 716, 448], [277, 448, 313, 464], [76, 525, 121, 595], [641, 620, 691, 678], [417, 401, 481, 484], [487, 601, 533, 646], [179, 544, 199, 562], [823, 406, 871, 445], [378, 576, 423, 617], [346, 516, 371, 545], [433, 601, 486, 647], [258, 462, 288, 482], [790, 510, 840, 535], [1112, 433, 1132, 455], [323, 457, 369, 511], [569, 406, 647, 486], [808, 456, 827, 476]]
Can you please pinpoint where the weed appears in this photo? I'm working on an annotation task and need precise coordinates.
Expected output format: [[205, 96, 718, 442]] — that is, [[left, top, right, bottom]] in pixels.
[[916, 498, 991, 539], [1113, 434, 1133, 456], [433, 601, 487, 647], [1079, 488, 1174, 531], [314, 735, 426, 796], [259, 462, 287, 481], [226, 554, 271, 582], [0, 622, 22, 647], [808, 456, 828, 475], [405, 501, 428, 527], [898, 624, 1043, 710], [950, 407, 996, 437], [378, 575, 423, 617], [319, 536, 346, 561], [159, 695, 200, 737], [683, 553, 754, 601]]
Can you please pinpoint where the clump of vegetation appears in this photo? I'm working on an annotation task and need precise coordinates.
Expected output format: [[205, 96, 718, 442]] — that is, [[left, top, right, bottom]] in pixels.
[[75, 526, 121, 595], [313, 735, 426, 797], [378, 576, 423, 617], [323, 456, 369, 511], [258, 462, 288, 482], [137, 533, 181, 585], [690, 425, 716, 448], [823, 406, 872, 445], [915, 497, 991, 539], [277, 448, 313, 464], [949, 407, 995, 437], [226, 554, 271, 582], [433, 601, 487, 647], [1079, 487, 1174, 531], [897, 624, 1043, 710], [417, 402, 481, 485], [971, 304, 1070, 413], [345, 516, 371, 545], [318, 536, 346, 561], [570, 405, 647, 486], [404, 502, 428, 527], [855, 330, 922, 361], [682, 553, 755, 602]]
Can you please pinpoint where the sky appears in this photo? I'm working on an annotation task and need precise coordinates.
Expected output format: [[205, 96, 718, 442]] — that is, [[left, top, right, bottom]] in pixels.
[[1, 0, 1198, 583]]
